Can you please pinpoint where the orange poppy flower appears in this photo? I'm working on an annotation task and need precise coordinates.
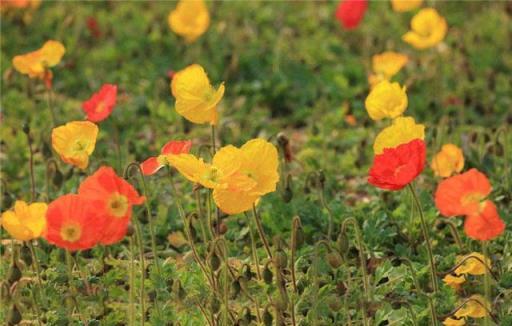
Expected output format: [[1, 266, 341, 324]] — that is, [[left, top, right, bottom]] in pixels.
[[78, 166, 145, 245], [141, 140, 192, 176], [44, 194, 102, 251], [82, 84, 118, 122], [368, 139, 426, 191], [434, 169, 491, 217], [464, 200, 505, 241]]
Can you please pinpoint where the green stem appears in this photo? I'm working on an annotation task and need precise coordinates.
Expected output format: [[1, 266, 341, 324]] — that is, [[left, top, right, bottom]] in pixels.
[[26, 131, 36, 202], [407, 184, 439, 293], [129, 236, 136, 326], [45, 86, 57, 127], [318, 182, 334, 241], [251, 205, 272, 260], [482, 241, 491, 326], [27, 241, 46, 305], [132, 218, 146, 326]]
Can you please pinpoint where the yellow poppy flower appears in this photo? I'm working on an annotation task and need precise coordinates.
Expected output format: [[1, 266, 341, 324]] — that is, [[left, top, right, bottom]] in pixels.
[[391, 0, 423, 13], [455, 252, 490, 276], [372, 51, 409, 79], [12, 40, 65, 79], [365, 80, 407, 121], [1, 201, 47, 241], [169, 139, 279, 214], [442, 317, 466, 326], [431, 144, 464, 178], [442, 273, 465, 291], [171, 64, 225, 125], [51, 121, 99, 170], [402, 8, 447, 49], [168, 0, 210, 43], [373, 116, 425, 154], [455, 295, 490, 319]]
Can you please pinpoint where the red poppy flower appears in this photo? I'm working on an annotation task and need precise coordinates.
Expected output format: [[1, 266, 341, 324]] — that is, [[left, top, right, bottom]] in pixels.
[[86, 16, 101, 39], [335, 0, 368, 30], [44, 194, 103, 251], [464, 200, 505, 241], [141, 140, 192, 176], [434, 169, 491, 217], [78, 166, 145, 245], [368, 139, 426, 191], [82, 84, 118, 122]]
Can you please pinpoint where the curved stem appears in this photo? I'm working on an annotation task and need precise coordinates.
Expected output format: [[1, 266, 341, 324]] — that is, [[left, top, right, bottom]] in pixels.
[[407, 184, 439, 293], [45, 86, 56, 127], [290, 216, 301, 292], [251, 205, 272, 260], [482, 241, 491, 326], [439, 254, 498, 281]]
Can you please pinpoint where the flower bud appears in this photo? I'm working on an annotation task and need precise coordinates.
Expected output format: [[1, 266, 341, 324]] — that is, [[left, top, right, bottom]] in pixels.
[[263, 307, 273, 326], [326, 251, 343, 269], [210, 297, 221, 314], [8, 264, 22, 284], [20, 245, 32, 266], [263, 265, 273, 284], [210, 253, 221, 271], [126, 223, 135, 237], [7, 305, 22, 325], [273, 250, 288, 269]]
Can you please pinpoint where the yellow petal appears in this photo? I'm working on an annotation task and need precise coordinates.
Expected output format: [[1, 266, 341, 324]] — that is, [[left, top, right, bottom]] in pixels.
[[391, 0, 423, 12], [171, 64, 224, 125], [168, 0, 210, 43], [442, 273, 465, 290], [213, 188, 260, 215], [240, 139, 279, 195], [402, 8, 448, 50], [365, 81, 408, 121], [373, 116, 425, 154], [212, 145, 242, 178], [454, 252, 490, 276], [26, 202, 47, 237], [442, 317, 466, 326], [39, 40, 66, 67], [454, 295, 489, 319], [167, 153, 222, 189], [431, 144, 464, 178], [51, 121, 98, 170], [372, 51, 408, 78], [1, 200, 46, 241]]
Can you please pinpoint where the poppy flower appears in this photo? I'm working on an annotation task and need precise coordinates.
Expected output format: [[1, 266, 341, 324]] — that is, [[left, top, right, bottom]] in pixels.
[[171, 64, 225, 125], [44, 194, 102, 251], [1, 200, 47, 241], [365, 80, 407, 121], [369, 51, 408, 88], [78, 166, 145, 245], [169, 138, 279, 214], [434, 169, 491, 217], [51, 121, 98, 169], [335, 0, 368, 30], [391, 0, 423, 12], [82, 84, 117, 122], [454, 295, 490, 319], [373, 116, 425, 154], [431, 144, 464, 178], [12, 40, 65, 79], [141, 140, 192, 176], [368, 139, 426, 191], [402, 8, 447, 49], [464, 201, 505, 241], [454, 252, 490, 276], [168, 0, 210, 43], [442, 273, 465, 291]]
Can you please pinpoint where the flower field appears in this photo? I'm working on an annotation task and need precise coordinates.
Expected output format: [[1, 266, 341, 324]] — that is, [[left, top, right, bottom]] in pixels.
[[1, 1, 511, 325]]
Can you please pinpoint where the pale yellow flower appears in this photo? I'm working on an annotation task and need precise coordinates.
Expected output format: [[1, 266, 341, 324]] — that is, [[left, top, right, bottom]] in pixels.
[[403, 8, 447, 49]]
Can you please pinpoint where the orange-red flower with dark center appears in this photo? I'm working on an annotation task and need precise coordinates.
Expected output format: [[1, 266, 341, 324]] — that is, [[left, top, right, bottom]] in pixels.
[[335, 0, 368, 30], [141, 140, 192, 176], [434, 168, 491, 217], [368, 139, 425, 191], [44, 194, 102, 251], [78, 166, 145, 245], [464, 200, 505, 241], [82, 84, 118, 122]]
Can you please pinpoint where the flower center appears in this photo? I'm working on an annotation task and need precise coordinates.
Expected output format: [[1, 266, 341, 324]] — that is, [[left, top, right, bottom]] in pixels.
[[95, 101, 106, 113], [108, 193, 129, 218], [73, 141, 87, 154], [461, 192, 483, 207], [60, 223, 82, 242]]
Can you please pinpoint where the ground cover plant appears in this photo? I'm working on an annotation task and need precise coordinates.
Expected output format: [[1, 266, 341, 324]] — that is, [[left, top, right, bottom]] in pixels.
[[1, 0, 511, 325]]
